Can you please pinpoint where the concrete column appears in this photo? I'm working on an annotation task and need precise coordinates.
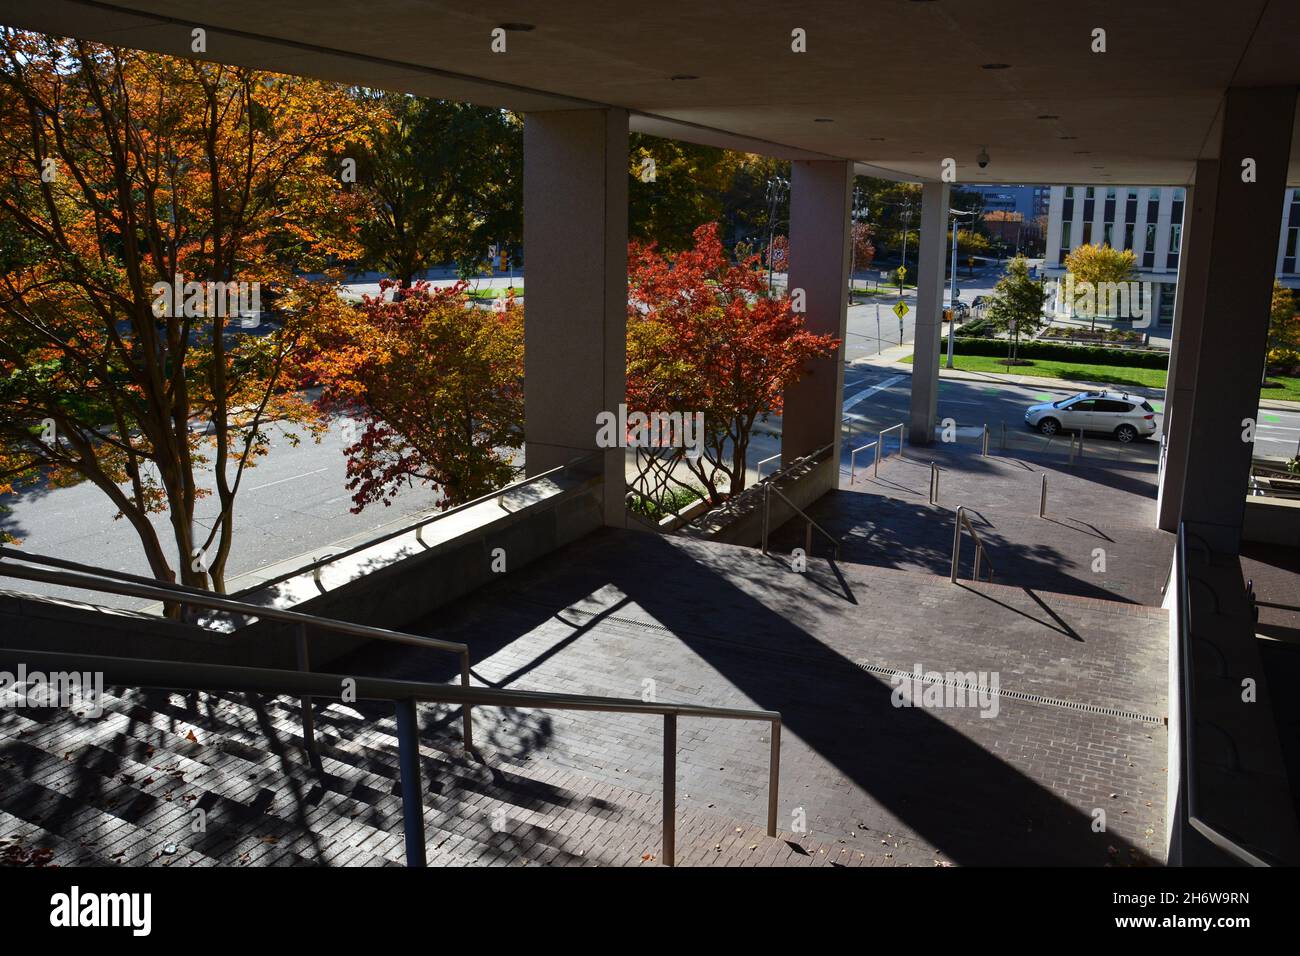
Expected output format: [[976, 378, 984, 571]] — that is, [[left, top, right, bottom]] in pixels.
[[780, 160, 853, 463], [908, 181, 951, 445], [1044, 187, 1064, 264], [1157, 88, 1297, 547], [522, 109, 628, 526]]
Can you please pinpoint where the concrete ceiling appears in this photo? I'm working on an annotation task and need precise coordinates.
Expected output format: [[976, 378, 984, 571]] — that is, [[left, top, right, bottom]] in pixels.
[[4, 0, 1300, 185]]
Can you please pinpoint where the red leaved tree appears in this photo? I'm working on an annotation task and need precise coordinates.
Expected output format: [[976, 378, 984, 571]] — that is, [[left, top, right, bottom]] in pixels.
[[627, 223, 839, 508], [300, 281, 524, 512]]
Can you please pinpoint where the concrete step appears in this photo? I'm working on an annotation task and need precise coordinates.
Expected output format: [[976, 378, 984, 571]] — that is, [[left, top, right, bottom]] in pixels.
[[0, 682, 889, 867]]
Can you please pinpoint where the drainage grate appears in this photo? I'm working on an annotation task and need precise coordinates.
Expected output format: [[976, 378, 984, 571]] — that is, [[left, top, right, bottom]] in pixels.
[[856, 661, 1166, 725]]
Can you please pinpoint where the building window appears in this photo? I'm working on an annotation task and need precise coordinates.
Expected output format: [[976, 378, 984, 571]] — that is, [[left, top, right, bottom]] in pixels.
[[1082, 222, 1092, 245], [1284, 227, 1298, 274], [1167, 223, 1182, 270], [1143, 224, 1156, 269], [1124, 223, 1135, 251], [1083, 187, 1095, 223]]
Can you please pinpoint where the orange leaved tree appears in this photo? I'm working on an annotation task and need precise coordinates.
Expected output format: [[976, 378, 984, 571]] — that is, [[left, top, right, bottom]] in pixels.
[[301, 281, 524, 513], [0, 31, 368, 590], [626, 223, 839, 509]]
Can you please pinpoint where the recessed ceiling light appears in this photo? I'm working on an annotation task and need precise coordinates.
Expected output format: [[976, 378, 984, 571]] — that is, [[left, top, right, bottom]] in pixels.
[[981, 63, 1011, 70], [670, 74, 699, 81], [497, 22, 534, 31], [814, 117, 834, 123]]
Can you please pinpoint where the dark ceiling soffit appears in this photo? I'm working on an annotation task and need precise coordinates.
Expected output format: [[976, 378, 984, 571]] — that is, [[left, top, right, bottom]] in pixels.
[[15, 0, 917, 175]]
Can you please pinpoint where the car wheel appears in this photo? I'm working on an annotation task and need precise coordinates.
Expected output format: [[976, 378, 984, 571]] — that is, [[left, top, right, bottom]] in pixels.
[[1037, 418, 1060, 436], [1115, 424, 1137, 443]]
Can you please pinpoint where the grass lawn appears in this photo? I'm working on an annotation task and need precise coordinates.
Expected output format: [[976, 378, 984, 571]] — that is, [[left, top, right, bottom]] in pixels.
[[902, 352, 1167, 388], [1261, 374, 1300, 402], [465, 285, 522, 299], [902, 353, 1300, 403]]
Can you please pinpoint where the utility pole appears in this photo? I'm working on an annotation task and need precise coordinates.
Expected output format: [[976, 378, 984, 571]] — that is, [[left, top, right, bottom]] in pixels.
[[946, 209, 977, 369]]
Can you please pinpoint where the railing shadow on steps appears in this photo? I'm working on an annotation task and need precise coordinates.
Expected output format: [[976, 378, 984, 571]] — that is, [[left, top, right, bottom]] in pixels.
[[0, 551, 782, 867], [0, 646, 782, 868]]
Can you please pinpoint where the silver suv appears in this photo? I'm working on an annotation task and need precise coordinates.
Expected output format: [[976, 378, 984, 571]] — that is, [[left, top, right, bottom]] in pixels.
[[1024, 390, 1158, 443]]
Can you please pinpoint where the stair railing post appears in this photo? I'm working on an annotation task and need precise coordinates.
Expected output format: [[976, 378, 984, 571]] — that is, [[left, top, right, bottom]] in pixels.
[[767, 718, 781, 837], [1039, 474, 1048, 518], [294, 623, 318, 765], [459, 650, 474, 751], [663, 713, 677, 866], [761, 483, 770, 555], [394, 698, 427, 867], [950, 507, 963, 583]]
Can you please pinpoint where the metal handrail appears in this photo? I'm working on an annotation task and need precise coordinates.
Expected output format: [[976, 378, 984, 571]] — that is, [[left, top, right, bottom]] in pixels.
[[849, 440, 877, 483], [949, 505, 995, 584], [757, 453, 781, 480], [761, 482, 841, 560], [1175, 523, 1282, 866], [0, 645, 782, 868], [0, 556, 475, 752], [877, 422, 905, 475]]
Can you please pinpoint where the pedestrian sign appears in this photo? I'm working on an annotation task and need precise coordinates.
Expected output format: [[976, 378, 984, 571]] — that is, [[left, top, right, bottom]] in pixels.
[[892, 300, 909, 320]]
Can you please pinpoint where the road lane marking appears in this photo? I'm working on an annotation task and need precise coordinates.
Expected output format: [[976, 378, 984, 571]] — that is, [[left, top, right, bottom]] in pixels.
[[842, 374, 906, 416], [246, 467, 328, 492]]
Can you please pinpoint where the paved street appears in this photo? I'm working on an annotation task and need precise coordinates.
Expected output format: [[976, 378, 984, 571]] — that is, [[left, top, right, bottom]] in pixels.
[[0, 416, 446, 609]]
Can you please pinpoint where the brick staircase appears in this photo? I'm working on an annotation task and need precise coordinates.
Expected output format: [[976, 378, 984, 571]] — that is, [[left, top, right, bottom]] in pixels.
[[0, 680, 885, 868]]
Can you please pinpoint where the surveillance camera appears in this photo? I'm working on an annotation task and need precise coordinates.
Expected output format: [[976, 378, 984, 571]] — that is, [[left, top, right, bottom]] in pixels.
[[977, 147, 990, 169]]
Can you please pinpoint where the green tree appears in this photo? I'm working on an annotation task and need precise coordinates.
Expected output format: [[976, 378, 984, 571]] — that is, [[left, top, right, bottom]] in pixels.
[[629, 135, 745, 251], [1268, 280, 1299, 360], [1063, 242, 1138, 330], [985, 256, 1049, 365], [354, 93, 522, 286]]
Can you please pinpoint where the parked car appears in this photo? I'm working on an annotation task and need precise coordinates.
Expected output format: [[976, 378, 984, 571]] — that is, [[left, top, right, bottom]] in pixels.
[[1023, 390, 1158, 443]]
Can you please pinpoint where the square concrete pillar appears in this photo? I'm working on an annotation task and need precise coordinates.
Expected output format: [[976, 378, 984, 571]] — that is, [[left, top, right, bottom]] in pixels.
[[908, 181, 951, 445], [523, 109, 628, 526], [1156, 87, 1296, 548], [780, 160, 853, 463]]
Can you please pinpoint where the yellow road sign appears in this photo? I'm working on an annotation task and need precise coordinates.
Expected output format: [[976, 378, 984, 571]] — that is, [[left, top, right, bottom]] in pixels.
[[892, 300, 909, 320]]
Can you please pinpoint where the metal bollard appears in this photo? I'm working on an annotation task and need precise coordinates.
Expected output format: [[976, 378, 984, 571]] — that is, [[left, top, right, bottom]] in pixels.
[[1039, 473, 1047, 518]]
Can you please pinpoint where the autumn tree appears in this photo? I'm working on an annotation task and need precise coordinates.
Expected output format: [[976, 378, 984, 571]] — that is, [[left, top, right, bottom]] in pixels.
[[0, 31, 366, 590], [985, 255, 1049, 365], [353, 94, 522, 286], [626, 223, 839, 508], [1063, 242, 1138, 330], [1267, 280, 1300, 370], [301, 281, 523, 511]]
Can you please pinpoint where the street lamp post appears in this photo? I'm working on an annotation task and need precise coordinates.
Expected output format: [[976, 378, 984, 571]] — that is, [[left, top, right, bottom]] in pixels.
[[945, 209, 977, 369]]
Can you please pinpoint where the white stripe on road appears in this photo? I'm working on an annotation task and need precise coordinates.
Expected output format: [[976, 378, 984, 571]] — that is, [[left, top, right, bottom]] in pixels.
[[842, 375, 906, 416], [245, 467, 328, 492]]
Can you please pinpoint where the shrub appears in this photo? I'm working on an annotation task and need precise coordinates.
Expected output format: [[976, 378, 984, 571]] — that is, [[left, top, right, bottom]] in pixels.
[[940, 336, 1169, 369]]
